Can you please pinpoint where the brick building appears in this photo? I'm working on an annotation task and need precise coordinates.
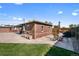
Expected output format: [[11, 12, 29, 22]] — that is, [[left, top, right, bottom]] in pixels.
[[16, 21, 52, 39], [0, 26, 12, 32]]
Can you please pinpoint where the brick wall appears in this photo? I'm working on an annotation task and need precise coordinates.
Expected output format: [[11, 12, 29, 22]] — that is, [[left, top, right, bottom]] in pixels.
[[34, 24, 52, 39], [25, 23, 34, 37], [0, 27, 12, 32]]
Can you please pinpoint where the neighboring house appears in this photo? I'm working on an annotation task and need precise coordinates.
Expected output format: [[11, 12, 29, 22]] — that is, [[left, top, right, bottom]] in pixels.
[[0, 26, 12, 32], [0, 25, 16, 32], [16, 21, 52, 39]]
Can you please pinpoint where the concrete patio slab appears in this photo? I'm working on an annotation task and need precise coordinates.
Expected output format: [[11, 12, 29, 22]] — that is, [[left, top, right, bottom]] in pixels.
[[0, 33, 57, 45]]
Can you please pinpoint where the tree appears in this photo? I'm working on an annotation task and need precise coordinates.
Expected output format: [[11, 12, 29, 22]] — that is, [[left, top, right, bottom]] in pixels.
[[48, 21, 52, 25], [45, 21, 48, 24], [69, 24, 74, 28], [69, 24, 77, 28]]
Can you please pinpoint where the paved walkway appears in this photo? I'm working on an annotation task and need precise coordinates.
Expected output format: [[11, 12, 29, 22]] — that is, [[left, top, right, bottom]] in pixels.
[[55, 37, 74, 51], [0, 33, 57, 45]]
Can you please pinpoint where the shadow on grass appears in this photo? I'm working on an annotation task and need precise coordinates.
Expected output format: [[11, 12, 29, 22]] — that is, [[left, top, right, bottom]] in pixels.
[[45, 46, 79, 56]]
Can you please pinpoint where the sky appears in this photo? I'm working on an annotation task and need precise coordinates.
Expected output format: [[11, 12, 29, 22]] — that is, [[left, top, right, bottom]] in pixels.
[[0, 3, 79, 27]]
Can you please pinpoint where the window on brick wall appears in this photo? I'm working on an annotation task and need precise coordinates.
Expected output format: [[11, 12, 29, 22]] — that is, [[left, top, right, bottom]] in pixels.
[[26, 24, 30, 30], [48, 26, 50, 29], [41, 25, 44, 32]]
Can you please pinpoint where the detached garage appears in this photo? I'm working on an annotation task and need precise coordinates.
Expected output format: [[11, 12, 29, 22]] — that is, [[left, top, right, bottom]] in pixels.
[[0, 27, 12, 32]]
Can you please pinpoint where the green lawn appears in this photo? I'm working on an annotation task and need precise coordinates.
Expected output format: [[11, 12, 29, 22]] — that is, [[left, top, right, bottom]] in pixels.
[[0, 43, 50, 56], [46, 46, 79, 56], [0, 43, 79, 56]]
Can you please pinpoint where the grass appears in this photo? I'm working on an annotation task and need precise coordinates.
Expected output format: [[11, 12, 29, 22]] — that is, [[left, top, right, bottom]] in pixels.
[[45, 46, 79, 56], [0, 43, 79, 56], [0, 43, 50, 56]]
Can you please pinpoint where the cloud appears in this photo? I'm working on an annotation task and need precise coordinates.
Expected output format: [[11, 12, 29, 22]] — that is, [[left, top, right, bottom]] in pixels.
[[58, 11, 63, 14], [14, 3, 24, 5], [18, 18, 23, 20], [72, 12, 78, 16], [71, 9, 79, 16], [13, 17, 23, 21], [13, 17, 17, 20], [0, 5, 2, 8]]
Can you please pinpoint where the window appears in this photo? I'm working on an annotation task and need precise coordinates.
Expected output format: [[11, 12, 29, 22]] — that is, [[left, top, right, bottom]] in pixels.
[[27, 25, 30, 27], [26, 24, 30, 30], [41, 25, 44, 32], [48, 26, 50, 28]]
